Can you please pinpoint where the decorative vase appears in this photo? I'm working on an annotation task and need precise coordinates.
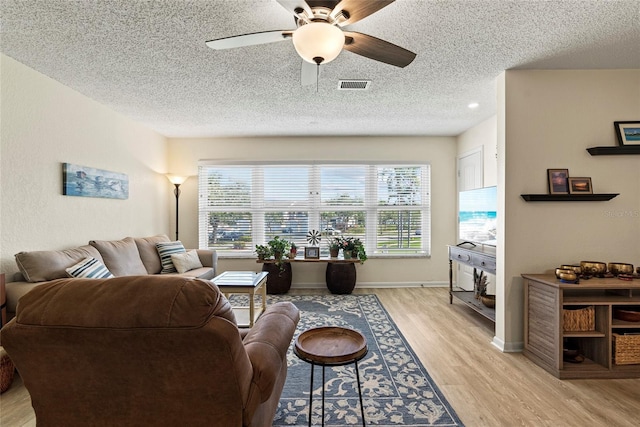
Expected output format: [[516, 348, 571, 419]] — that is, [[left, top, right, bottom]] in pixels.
[[343, 250, 352, 260]]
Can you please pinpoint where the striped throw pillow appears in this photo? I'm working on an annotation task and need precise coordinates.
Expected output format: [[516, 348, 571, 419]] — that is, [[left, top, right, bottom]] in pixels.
[[156, 241, 186, 274], [66, 257, 114, 279]]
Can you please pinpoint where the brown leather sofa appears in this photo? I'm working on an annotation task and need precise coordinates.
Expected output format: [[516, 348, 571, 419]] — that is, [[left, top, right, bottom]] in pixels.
[[1, 275, 300, 427]]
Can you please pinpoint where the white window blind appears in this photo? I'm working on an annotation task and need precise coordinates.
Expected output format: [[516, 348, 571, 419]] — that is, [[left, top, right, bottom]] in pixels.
[[199, 162, 430, 257]]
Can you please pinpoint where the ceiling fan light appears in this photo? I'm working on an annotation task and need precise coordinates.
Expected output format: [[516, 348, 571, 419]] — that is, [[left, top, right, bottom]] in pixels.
[[292, 22, 345, 64]]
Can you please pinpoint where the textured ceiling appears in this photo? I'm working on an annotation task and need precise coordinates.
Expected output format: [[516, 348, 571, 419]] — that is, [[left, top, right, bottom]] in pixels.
[[1, 0, 639, 138]]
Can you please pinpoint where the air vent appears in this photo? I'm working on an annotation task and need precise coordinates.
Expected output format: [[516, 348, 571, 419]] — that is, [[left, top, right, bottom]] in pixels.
[[338, 80, 371, 90]]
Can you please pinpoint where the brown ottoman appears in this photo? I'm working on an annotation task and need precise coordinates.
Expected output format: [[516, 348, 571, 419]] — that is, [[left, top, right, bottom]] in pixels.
[[0, 346, 15, 393]]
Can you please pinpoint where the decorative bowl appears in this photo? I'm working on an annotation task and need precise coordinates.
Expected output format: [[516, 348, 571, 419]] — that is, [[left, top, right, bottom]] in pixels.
[[608, 262, 634, 276], [555, 268, 577, 282], [613, 309, 640, 322], [560, 265, 582, 275], [480, 295, 495, 308], [580, 261, 607, 277]]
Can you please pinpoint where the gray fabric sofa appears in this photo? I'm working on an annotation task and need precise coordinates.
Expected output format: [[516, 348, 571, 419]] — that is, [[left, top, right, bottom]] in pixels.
[[5, 235, 217, 320]]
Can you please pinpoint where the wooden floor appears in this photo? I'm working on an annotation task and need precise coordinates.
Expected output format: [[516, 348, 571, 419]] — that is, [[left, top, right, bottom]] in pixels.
[[1, 287, 639, 426]]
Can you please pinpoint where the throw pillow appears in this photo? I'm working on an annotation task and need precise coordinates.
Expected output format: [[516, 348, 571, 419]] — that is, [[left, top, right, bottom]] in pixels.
[[15, 245, 105, 283], [89, 237, 148, 276], [170, 250, 204, 274], [156, 241, 186, 274], [66, 257, 114, 279]]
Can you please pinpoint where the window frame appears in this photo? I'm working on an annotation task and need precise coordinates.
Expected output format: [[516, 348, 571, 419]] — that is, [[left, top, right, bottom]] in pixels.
[[198, 161, 431, 258]]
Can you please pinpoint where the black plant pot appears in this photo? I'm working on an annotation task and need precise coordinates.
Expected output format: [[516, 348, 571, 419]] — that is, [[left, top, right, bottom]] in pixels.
[[325, 263, 357, 294], [262, 262, 292, 294]]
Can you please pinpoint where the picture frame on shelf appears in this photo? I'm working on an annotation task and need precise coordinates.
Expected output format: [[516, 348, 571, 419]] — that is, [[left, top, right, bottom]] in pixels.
[[614, 121, 640, 146], [547, 169, 569, 194], [304, 246, 320, 259], [568, 177, 593, 194]]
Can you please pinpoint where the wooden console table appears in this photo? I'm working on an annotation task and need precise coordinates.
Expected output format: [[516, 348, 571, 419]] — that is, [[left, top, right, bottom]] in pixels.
[[448, 245, 496, 322], [258, 257, 361, 294]]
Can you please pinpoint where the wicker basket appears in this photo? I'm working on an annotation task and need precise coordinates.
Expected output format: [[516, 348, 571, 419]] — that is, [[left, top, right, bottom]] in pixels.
[[0, 347, 15, 393], [613, 333, 640, 365], [563, 305, 595, 332]]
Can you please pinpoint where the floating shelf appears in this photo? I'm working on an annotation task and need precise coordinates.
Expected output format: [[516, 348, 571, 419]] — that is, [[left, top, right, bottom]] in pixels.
[[587, 146, 640, 155], [521, 194, 619, 202]]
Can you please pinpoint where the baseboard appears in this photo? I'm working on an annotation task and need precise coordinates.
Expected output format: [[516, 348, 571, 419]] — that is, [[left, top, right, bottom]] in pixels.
[[491, 336, 524, 353], [290, 281, 449, 289]]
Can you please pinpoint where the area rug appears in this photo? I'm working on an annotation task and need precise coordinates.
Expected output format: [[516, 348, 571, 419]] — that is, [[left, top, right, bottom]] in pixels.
[[266, 294, 464, 427]]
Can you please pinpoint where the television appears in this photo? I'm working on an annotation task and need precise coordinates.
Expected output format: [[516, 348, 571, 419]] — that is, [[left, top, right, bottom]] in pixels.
[[458, 186, 497, 246]]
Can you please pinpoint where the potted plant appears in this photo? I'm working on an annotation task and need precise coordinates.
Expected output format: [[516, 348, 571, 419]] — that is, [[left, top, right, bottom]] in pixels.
[[255, 244, 272, 261], [267, 236, 290, 260], [263, 236, 292, 293], [328, 238, 340, 258], [289, 242, 297, 259], [337, 236, 367, 263]]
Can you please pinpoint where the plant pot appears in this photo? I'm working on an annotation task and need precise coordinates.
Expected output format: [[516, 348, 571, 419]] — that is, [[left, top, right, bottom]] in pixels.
[[262, 262, 292, 294], [326, 263, 357, 294], [330, 248, 339, 258], [343, 251, 352, 260]]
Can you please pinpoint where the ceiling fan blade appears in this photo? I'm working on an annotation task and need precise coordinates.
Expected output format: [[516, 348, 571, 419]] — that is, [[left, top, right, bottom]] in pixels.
[[331, 0, 395, 26], [276, 0, 314, 19], [343, 31, 416, 68], [301, 60, 318, 86], [205, 30, 293, 50]]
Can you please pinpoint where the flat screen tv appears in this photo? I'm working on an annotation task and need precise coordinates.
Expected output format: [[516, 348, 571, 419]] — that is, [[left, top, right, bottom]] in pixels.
[[458, 186, 497, 246]]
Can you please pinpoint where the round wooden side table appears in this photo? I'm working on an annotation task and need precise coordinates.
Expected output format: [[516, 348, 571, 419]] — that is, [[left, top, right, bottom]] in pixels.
[[294, 326, 368, 426]]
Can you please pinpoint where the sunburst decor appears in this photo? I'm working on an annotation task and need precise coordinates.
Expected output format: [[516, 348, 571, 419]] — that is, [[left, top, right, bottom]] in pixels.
[[306, 229, 321, 245]]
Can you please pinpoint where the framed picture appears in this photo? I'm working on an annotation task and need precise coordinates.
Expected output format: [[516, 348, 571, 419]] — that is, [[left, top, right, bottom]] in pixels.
[[547, 169, 569, 194], [304, 246, 320, 259], [63, 163, 129, 199], [614, 121, 640, 146], [568, 177, 593, 194]]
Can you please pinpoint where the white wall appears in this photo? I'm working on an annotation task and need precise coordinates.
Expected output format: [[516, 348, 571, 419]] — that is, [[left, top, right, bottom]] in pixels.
[[457, 115, 498, 187], [167, 136, 458, 287], [497, 69, 640, 350], [455, 116, 499, 294], [0, 54, 170, 279]]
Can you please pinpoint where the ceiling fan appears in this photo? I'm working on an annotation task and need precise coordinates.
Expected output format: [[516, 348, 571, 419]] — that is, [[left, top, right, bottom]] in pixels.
[[205, 0, 416, 85]]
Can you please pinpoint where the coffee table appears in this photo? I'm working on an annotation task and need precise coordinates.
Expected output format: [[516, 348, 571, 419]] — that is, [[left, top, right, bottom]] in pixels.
[[294, 326, 368, 426], [211, 271, 268, 327]]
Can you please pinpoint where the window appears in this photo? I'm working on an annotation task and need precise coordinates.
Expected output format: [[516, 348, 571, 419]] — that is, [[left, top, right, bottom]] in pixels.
[[198, 162, 430, 257]]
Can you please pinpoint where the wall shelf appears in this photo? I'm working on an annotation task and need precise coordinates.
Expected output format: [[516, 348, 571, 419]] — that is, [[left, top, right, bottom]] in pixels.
[[587, 146, 640, 155], [521, 194, 619, 202]]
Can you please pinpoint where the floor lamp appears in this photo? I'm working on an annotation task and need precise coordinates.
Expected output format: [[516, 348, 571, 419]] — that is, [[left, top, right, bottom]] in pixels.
[[166, 175, 188, 241]]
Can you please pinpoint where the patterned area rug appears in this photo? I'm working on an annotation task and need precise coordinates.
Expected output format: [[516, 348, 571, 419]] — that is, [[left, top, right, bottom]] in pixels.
[[267, 294, 464, 427]]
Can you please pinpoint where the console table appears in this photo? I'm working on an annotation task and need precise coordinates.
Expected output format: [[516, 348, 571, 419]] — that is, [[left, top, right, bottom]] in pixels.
[[448, 245, 496, 322], [258, 257, 362, 294]]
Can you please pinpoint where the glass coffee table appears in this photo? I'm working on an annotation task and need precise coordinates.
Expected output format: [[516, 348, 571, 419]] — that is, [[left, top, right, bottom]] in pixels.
[[211, 271, 268, 327]]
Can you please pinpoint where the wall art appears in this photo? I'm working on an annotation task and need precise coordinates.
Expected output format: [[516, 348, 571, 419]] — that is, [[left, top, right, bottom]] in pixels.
[[568, 177, 593, 194], [547, 169, 569, 194], [63, 163, 128, 199], [614, 121, 640, 146]]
